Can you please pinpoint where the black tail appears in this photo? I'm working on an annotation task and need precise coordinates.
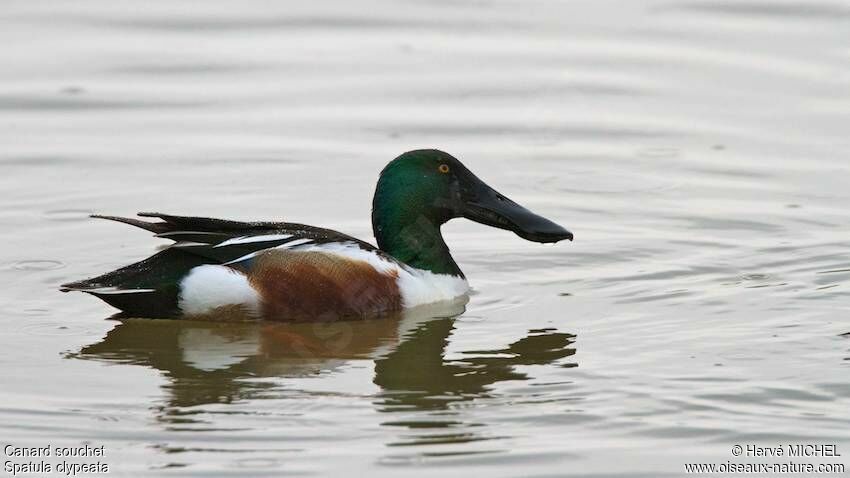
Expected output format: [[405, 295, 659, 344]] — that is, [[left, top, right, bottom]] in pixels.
[[61, 248, 214, 318]]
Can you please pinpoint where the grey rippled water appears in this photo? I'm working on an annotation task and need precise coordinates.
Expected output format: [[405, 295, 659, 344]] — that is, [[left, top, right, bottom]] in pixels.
[[1, 0, 848, 476]]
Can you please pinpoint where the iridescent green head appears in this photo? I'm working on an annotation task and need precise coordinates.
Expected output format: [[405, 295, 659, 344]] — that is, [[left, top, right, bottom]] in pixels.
[[372, 149, 573, 276]]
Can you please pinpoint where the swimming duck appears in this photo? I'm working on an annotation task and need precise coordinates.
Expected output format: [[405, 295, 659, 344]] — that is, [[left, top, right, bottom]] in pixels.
[[62, 149, 573, 321]]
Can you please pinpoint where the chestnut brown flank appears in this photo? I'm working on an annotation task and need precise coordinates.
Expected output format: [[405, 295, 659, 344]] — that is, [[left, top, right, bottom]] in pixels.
[[247, 250, 402, 321]]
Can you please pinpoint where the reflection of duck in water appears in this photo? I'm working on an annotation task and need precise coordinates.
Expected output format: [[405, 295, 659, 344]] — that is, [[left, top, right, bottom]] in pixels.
[[61, 150, 572, 321], [375, 321, 576, 412], [70, 300, 576, 414]]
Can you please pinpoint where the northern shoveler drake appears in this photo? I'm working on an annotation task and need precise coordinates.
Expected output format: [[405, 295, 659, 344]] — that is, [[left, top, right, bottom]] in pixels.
[[62, 149, 573, 321]]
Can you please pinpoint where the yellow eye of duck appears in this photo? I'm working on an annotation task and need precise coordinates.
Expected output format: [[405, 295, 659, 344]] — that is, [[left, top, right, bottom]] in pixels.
[[438, 164, 450, 174]]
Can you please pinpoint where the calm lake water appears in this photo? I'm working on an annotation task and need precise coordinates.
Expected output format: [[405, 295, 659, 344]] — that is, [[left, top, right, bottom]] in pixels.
[[1, 0, 849, 476]]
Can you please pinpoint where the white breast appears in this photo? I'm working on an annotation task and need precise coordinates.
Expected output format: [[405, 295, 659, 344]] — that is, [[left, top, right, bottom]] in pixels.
[[395, 267, 470, 308]]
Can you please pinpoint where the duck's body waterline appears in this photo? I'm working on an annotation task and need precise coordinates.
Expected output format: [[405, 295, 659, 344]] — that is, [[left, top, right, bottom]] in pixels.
[[62, 150, 572, 321], [177, 242, 470, 318]]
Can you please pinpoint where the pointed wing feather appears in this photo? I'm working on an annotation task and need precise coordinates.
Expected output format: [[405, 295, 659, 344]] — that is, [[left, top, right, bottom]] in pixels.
[[137, 212, 282, 233], [90, 214, 170, 234], [88, 212, 375, 246], [155, 231, 236, 244], [99, 212, 373, 247]]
